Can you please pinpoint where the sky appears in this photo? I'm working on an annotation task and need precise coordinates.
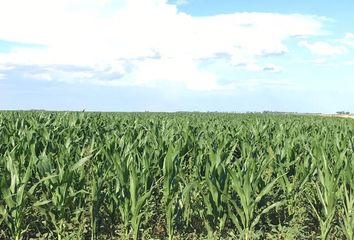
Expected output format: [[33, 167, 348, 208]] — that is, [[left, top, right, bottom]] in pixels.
[[0, 0, 354, 113]]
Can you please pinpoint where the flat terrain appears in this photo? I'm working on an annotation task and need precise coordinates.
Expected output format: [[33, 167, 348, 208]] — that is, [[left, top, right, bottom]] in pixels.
[[337, 114, 354, 119], [0, 112, 353, 239]]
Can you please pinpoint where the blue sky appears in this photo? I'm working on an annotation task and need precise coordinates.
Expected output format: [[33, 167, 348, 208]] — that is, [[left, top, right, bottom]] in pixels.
[[0, 0, 354, 113]]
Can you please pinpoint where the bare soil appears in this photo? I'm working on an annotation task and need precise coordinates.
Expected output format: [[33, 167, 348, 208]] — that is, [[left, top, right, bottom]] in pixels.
[[332, 114, 354, 120]]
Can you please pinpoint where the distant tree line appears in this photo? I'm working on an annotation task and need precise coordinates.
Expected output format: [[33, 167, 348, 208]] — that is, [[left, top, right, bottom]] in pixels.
[[336, 111, 351, 115]]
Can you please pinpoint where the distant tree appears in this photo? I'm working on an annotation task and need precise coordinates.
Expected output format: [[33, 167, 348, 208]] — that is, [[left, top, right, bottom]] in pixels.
[[336, 111, 349, 115]]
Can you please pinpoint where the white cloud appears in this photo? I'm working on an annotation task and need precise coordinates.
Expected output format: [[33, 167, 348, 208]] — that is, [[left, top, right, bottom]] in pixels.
[[175, 0, 189, 5], [0, 65, 12, 71], [299, 41, 347, 56], [0, 0, 324, 90], [0, 65, 13, 80], [338, 33, 354, 48], [227, 79, 297, 92], [345, 33, 354, 38], [235, 63, 282, 73], [23, 68, 98, 84], [24, 72, 53, 81], [94, 58, 223, 91], [309, 58, 329, 65], [298, 58, 330, 65], [344, 61, 354, 66], [263, 64, 282, 73]]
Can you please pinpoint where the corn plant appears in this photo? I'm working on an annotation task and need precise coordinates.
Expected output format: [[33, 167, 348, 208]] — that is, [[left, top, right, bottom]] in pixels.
[[0, 111, 353, 239], [339, 148, 354, 240], [228, 141, 284, 239], [162, 144, 182, 240], [0, 149, 36, 240], [307, 143, 343, 240]]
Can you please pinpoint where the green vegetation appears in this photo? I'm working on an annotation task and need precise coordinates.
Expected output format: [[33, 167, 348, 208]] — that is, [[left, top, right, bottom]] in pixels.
[[0, 112, 353, 239]]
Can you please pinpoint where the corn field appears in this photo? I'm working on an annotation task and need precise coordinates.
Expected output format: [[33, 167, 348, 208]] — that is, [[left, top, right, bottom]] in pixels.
[[0, 112, 354, 239]]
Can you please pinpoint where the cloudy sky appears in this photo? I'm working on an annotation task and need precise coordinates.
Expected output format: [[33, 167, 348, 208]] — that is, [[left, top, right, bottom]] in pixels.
[[0, 0, 354, 112]]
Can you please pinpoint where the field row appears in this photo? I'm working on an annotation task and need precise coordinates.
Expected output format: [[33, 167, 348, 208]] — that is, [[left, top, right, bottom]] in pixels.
[[0, 112, 353, 239]]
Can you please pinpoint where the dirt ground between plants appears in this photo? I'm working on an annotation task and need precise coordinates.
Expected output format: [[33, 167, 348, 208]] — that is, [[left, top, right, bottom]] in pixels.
[[319, 114, 354, 120], [332, 115, 354, 120]]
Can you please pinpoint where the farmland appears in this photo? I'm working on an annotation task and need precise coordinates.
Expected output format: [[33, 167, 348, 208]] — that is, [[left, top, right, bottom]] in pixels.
[[0, 112, 354, 239]]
